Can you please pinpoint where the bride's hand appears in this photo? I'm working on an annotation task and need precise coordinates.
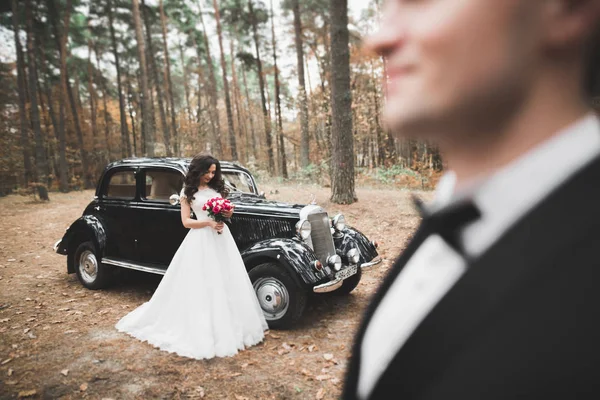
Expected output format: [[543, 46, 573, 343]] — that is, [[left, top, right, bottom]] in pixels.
[[222, 205, 234, 219], [209, 221, 225, 232]]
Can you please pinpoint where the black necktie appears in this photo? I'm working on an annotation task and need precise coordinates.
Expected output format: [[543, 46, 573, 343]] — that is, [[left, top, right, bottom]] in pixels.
[[412, 195, 481, 256]]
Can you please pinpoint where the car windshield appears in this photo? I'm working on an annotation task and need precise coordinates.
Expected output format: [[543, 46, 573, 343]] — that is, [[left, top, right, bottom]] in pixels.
[[223, 171, 256, 194]]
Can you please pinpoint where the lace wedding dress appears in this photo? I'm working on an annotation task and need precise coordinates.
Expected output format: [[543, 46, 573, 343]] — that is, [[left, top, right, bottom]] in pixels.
[[116, 187, 268, 359]]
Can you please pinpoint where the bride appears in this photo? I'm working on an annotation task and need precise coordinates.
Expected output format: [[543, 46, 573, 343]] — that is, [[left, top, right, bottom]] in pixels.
[[116, 154, 268, 359]]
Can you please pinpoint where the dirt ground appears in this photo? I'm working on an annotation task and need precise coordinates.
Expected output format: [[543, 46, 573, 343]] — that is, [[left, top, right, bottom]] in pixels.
[[0, 183, 432, 400]]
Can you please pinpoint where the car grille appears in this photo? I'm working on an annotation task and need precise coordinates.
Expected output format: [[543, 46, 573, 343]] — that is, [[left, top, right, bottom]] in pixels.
[[233, 216, 296, 247], [307, 212, 336, 265]]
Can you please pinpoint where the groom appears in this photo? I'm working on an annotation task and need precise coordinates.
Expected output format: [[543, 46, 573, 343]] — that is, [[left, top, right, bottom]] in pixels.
[[343, 0, 600, 399]]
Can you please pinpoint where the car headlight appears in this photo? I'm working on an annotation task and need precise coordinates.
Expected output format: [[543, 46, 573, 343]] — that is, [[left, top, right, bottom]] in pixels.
[[296, 219, 311, 240], [327, 255, 342, 271], [347, 248, 360, 264], [332, 214, 346, 231]]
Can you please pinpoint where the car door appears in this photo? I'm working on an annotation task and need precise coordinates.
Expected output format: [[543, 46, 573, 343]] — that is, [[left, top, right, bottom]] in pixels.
[[99, 167, 140, 262], [136, 167, 187, 269]]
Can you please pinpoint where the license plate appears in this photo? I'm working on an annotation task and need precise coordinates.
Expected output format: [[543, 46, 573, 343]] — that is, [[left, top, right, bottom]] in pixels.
[[336, 265, 358, 280]]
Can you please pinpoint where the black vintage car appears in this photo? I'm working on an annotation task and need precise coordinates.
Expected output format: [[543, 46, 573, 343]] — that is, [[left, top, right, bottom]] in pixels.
[[54, 158, 381, 328]]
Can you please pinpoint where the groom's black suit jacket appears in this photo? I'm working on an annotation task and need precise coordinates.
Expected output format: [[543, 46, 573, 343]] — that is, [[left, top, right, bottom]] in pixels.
[[343, 154, 600, 400]]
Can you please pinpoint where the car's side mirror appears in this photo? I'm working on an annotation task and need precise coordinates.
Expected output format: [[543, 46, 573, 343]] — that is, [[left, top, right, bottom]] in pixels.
[[259, 191, 266, 199], [169, 194, 180, 206]]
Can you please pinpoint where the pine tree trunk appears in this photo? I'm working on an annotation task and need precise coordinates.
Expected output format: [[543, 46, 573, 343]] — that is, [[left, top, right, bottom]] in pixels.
[[107, 0, 131, 158], [87, 26, 98, 154], [178, 42, 193, 125], [229, 39, 247, 163], [212, 0, 238, 161], [248, 0, 275, 173], [329, 0, 355, 204], [126, 79, 139, 156], [291, 0, 310, 168], [94, 45, 112, 162], [132, 0, 154, 156], [159, 0, 179, 155], [12, 0, 33, 186], [25, 0, 49, 190], [241, 66, 257, 162], [198, 2, 222, 157], [142, 0, 171, 156], [270, 0, 287, 178]]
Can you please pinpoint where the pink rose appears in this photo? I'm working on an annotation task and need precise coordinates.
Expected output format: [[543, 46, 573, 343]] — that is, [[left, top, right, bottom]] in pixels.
[[213, 206, 221, 214]]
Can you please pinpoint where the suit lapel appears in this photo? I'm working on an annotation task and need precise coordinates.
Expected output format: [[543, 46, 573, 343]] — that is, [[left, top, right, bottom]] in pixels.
[[343, 222, 431, 398], [368, 155, 600, 399]]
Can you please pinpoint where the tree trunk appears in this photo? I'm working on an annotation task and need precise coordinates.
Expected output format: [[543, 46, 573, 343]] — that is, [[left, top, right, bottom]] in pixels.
[[291, 0, 310, 168], [126, 79, 139, 156], [87, 23, 98, 154], [241, 66, 257, 162], [329, 0, 355, 204], [248, 0, 275, 173], [25, 0, 49, 189], [46, 0, 70, 191], [142, 0, 171, 156], [12, 0, 33, 186], [132, 0, 154, 156], [229, 39, 247, 163], [95, 45, 112, 161], [159, 0, 179, 155], [212, 0, 238, 161], [107, 0, 131, 158], [178, 42, 193, 125], [198, 1, 222, 157], [270, 0, 287, 178]]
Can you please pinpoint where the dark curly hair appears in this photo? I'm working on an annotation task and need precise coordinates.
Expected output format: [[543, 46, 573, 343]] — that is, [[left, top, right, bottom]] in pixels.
[[183, 154, 228, 203]]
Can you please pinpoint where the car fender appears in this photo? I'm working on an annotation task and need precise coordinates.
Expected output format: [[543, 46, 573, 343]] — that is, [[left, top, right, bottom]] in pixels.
[[241, 238, 329, 287], [334, 226, 379, 265], [57, 215, 107, 273]]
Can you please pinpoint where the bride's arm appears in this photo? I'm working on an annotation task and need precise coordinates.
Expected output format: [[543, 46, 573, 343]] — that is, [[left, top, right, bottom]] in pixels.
[[180, 199, 218, 229]]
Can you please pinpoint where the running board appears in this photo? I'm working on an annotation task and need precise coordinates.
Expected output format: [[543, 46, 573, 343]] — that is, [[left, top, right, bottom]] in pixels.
[[102, 258, 166, 276]]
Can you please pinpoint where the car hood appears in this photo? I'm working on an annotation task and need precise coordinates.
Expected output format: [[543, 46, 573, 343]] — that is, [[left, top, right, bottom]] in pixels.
[[229, 193, 305, 218]]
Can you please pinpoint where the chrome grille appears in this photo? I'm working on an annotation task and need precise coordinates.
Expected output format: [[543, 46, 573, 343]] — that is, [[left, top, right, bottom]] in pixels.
[[307, 212, 335, 264], [232, 216, 296, 247]]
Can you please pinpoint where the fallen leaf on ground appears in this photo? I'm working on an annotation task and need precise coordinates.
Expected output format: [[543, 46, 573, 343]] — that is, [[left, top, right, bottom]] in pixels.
[[316, 388, 325, 399], [8, 368, 14, 376], [80, 383, 88, 391], [17, 390, 36, 398], [331, 378, 341, 385], [196, 386, 205, 398], [234, 395, 249, 400], [1, 358, 13, 365], [323, 353, 334, 361], [27, 332, 36, 339], [269, 333, 281, 339], [281, 342, 293, 350], [61, 369, 69, 376], [316, 375, 331, 381], [23, 328, 30, 334], [308, 344, 317, 352], [229, 372, 242, 378], [301, 369, 312, 377], [0, 318, 9, 323]]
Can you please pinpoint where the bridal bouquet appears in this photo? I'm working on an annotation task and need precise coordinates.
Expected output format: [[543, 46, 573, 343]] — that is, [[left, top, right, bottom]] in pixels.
[[202, 197, 233, 234]]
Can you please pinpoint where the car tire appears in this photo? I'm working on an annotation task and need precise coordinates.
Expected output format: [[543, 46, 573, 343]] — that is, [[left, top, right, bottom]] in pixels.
[[331, 267, 362, 295], [74, 241, 112, 290], [249, 262, 307, 330]]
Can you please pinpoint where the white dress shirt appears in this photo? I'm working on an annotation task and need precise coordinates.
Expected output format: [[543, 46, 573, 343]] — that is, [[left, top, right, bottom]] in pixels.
[[357, 114, 600, 399]]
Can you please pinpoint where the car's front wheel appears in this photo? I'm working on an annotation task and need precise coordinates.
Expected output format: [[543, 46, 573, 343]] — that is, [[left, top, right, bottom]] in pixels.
[[249, 262, 307, 329], [74, 241, 112, 290]]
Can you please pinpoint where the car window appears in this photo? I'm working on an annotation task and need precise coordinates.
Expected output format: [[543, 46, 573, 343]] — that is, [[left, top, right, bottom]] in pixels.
[[105, 170, 136, 199], [144, 169, 184, 202], [223, 171, 256, 194]]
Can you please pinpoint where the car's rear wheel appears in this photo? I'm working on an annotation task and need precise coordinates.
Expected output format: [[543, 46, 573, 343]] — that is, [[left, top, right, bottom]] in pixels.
[[74, 241, 112, 290], [331, 267, 362, 295], [249, 262, 307, 329]]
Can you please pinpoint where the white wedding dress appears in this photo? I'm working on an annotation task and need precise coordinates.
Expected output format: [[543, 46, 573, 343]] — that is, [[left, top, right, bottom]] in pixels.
[[116, 187, 268, 359]]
